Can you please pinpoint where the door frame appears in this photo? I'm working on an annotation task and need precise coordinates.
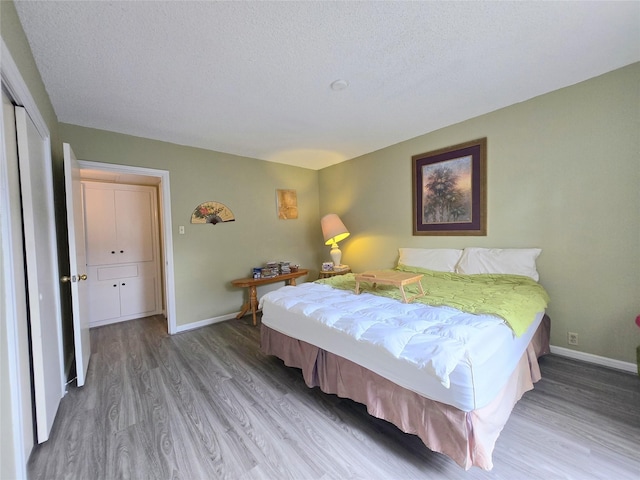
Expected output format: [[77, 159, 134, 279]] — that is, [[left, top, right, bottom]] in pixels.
[[77, 160, 177, 334]]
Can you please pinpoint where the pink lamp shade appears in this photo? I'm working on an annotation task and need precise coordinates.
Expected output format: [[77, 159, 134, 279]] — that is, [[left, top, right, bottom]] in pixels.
[[321, 214, 350, 246], [320, 214, 350, 266]]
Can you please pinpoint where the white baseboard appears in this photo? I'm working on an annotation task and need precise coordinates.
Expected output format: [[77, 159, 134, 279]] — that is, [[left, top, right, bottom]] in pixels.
[[175, 312, 239, 333], [550, 345, 637, 374], [89, 309, 164, 329]]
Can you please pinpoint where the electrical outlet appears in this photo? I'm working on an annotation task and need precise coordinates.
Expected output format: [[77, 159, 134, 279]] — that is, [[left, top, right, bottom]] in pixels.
[[179, 226, 185, 235], [567, 332, 579, 346]]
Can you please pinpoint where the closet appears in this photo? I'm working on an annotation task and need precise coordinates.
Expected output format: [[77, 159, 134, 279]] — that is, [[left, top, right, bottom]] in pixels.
[[83, 181, 162, 327]]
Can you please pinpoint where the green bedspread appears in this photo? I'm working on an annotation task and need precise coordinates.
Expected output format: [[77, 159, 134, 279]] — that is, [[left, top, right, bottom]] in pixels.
[[316, 265, 549, 337]]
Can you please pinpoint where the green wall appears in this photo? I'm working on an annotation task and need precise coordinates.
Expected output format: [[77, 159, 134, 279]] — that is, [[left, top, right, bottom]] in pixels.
[[319, 63, 640, 364], [58, 125, 323, 327]]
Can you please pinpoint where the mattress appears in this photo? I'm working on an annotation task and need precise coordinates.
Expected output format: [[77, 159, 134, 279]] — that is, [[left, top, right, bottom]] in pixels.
[[260, 281, 545, 412]]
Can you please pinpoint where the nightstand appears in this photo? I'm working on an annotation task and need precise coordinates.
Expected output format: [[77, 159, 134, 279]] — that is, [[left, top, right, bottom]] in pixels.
[[318, 267, 351, 279]]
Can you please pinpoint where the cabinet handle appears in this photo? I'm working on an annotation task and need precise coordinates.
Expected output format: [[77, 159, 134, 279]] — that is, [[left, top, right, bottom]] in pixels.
[[111, 251, 115, 254], [122, 283, 126, 286], [120, 250, 124, 253], [113, 284, 117, 287]]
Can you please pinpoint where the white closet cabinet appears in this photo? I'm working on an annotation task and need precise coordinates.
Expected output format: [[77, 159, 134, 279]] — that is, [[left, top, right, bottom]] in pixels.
[[84, 185, 154, 265], [83, 182, 162, 327]]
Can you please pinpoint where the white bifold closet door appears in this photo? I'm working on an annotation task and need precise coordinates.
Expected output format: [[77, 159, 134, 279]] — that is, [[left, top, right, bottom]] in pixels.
[[15, 106, 65, 443]]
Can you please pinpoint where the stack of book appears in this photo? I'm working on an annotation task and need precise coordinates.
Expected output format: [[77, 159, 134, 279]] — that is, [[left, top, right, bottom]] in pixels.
[[279, 261, 291, 274], [261, 262, 279, 278], [332, 264, 350, 272], [255, 261, 297, 278]]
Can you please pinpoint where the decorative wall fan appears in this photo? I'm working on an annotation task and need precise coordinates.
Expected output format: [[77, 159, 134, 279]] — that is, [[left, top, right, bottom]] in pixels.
[[190, 201, 235, 225]]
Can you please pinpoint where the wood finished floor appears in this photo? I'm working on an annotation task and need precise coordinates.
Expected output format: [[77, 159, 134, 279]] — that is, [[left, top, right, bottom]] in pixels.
[[28, 315, 640, 480]]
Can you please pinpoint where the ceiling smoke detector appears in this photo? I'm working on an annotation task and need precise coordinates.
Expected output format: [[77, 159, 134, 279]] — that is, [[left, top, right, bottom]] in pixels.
[[330, 79, 349, 91]]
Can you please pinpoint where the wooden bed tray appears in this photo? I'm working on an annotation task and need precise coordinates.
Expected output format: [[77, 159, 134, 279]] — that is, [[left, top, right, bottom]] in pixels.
[[354, 270, 425, 303]]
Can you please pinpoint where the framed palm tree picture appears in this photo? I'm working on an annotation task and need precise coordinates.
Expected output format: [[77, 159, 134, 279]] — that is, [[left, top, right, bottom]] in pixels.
[[412, 138, 486, 236]]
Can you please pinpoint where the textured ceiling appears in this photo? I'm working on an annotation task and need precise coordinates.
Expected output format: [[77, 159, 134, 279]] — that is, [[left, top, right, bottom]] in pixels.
[[14, 1, 640, 170]]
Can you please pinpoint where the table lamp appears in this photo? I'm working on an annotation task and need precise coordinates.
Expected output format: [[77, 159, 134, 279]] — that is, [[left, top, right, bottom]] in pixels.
[[321, 213, 350, 267]]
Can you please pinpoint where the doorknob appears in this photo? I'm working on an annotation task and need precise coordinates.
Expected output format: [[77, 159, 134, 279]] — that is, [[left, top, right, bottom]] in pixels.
[[60, 274, 87, 283]]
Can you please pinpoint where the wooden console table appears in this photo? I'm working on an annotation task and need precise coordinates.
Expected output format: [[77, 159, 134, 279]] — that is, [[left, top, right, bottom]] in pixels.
[[354, 270, 425, 303], [231, 269, 308, 325]]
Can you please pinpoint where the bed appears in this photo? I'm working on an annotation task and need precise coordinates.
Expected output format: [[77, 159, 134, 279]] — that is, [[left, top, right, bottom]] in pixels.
[[259, 248, 550, 470]]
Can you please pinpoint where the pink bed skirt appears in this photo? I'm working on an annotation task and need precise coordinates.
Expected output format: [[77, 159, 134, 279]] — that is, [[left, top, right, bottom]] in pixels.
[[260, 315, 550, 471]]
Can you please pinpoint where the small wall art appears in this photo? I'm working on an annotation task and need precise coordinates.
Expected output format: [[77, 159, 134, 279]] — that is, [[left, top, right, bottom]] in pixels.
[[191, 201, 235, 225], [276, 189, 298, 219]]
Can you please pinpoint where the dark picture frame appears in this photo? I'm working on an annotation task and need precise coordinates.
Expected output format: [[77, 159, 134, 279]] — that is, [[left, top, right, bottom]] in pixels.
[[412, 138, 486, 236]]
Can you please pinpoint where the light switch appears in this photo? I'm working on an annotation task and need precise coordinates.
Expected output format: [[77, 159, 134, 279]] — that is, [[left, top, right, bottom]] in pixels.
[[179, 226, 185, 234]]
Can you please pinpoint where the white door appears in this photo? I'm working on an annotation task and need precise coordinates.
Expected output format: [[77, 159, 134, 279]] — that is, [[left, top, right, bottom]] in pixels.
[[119, 276, 157, 316], [15, 106, 64, 443], [83, 185, 117, 265], [2, 89, 34, 474], [114, 189, 154, 263], [63, 143, 91, 386]]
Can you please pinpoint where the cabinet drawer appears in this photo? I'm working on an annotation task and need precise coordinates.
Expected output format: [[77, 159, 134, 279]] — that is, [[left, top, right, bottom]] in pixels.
[[96, 265, 138, 281]]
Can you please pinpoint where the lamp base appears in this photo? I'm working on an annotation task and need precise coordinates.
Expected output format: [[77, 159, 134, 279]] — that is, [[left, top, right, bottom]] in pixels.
[[329, 244, 342, 267]]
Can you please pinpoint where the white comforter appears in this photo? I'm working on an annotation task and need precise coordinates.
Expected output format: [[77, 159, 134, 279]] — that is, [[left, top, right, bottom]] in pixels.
[[260, 281, 543, 411]]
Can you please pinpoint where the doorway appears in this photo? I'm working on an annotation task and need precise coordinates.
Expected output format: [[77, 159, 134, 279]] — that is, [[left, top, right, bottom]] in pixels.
[[77, 161, 177, 334]]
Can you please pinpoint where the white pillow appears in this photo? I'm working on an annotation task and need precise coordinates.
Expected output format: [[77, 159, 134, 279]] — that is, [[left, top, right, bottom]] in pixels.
[[456, 247, 542, 281], [398, 248, 463, 273]]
